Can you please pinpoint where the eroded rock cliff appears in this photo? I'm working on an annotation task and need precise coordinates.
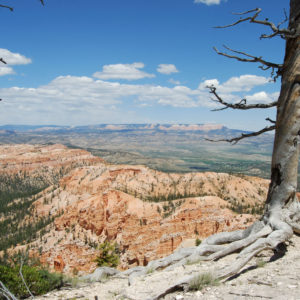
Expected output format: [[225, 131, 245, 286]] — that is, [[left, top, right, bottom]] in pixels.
[[0, 144, 269, 275]]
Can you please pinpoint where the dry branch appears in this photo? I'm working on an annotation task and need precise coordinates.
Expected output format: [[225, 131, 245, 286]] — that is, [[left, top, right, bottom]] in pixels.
[[0, 281, 18, 300], [0, 4, 13, 11], [266, 117, 276, 124], [19, 259, 35, 299], [213, 45, 282, 79], [207, 85, 278, 111], [229, 292, 272, 299], [0, 0, 44, 12], [215, 8, 295, 39], [205, 125, 275, 144]]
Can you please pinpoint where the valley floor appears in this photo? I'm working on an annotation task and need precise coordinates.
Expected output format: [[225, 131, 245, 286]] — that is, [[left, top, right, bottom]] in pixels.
[[36, 234, 300, 300]]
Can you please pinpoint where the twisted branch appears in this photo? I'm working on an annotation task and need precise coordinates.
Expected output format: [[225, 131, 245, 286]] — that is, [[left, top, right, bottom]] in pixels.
[[0, 281, 17, 300], [0, 0, 44, 12], [207, 85, 278, 111], [19, 259, 34, 299], [0, 4, 13, 11], [266, 117, 276, 124], [215, 8, 295, 39], [205, 125, 276, 144], [213, 45, 282, 80]]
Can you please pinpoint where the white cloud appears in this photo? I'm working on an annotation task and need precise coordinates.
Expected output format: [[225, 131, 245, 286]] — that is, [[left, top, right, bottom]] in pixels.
[[198, 79, 219, 90], [0, 48, 32, 77], [245, 91, 279, 104], [169, 78, 181, 85], [0, 73, 278, 125], [0, 66, 14, 76], [93, 62, 155, 80], [220, 75, 269, 93], [199, 75, 269, 93], [194, 0, 222, 5], [0, 48, 31, 65], [157, 64, 179, 75]]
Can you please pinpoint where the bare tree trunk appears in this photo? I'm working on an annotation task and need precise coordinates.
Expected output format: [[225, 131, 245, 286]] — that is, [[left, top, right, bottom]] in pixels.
[[265, 0, 300, 234]]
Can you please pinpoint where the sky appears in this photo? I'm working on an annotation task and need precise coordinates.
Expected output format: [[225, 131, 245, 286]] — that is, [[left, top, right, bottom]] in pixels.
[[0, 0, 289, 130]]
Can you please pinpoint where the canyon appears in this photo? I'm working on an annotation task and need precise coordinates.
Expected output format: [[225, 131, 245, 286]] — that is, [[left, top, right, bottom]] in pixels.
[[0, 144, 269, 275]]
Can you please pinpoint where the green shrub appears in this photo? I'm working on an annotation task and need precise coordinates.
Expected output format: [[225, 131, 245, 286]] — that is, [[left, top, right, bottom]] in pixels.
[[195, 238, 202, 246], [94, 241, 120, 268], [256, 259, 266, 268], [189, 272, 219, 291], [0, 264, 63, 299]]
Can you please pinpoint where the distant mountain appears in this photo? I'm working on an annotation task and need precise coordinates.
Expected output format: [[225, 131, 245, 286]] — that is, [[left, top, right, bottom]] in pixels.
[[0, 124, 66, 132], [0, 123, 237, 133], [0, 122, 275, 179]]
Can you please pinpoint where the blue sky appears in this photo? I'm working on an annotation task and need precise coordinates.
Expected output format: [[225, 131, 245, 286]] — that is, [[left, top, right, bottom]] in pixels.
[[0, 0, 288, 130]]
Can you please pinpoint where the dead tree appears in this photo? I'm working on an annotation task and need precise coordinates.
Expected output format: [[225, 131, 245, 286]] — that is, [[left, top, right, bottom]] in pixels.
[[191, 0, 300, 278], [204, 5, 300, 276], [119, 2, 300, 298], [180, 0, 300, 282]]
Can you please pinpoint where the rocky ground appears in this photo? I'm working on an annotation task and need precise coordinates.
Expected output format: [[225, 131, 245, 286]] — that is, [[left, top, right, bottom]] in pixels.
[[36, 233, 300, 300]]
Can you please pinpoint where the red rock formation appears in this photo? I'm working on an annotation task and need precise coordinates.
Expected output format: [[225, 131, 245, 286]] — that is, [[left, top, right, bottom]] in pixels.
[[0, 144, 269, 275], [54, 255, 65, 272]]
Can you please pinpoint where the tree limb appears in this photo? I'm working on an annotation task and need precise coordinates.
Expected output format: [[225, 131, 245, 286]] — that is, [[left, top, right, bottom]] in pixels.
[[215, 7, 295, 40], [0, 0, 44, 11], [205, 125, 276, 144], [0, 4, 13, 11], [266, 117, 276, 124], [0, 281, 18, 300], [207, 85, 278, 111], [213, 45, 282, 80], [19, 259, 35, 299], [0, 58, 7, 64]]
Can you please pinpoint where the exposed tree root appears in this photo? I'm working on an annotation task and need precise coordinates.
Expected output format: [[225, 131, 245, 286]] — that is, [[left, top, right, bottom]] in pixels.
[[283, 202, 300, 234], [147, 219, 296, 300], [119, 215, 299, 300], [119, 198, 300, 299]]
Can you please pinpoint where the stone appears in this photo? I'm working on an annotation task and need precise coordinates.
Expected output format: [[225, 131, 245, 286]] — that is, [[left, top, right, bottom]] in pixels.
[[81, 267, 120, 282]]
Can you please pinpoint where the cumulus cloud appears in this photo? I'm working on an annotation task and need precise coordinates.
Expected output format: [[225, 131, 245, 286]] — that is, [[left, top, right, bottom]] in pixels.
[[220, 75, 269, 93], [0, 75, 201, 124], [0, 66, 14, 76], [194, 0, 222, 5], [157, 64, 179, 75], [0, 48, 32, 65], [245, 91, 279, 104], [199, 75, 269, 93], [0, 48, 32, 76], [0, 73, 278, 125], [93, 62, 155, 80], [169, 78, 181, 85]]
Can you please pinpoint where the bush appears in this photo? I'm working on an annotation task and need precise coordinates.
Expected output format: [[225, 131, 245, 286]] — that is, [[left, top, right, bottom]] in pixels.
[[94, 241, 120, 268], [0, 264, 63, 299], [189, 272, 219, 291], [256, 259, 266, 268], [195, 238, 202, 246]]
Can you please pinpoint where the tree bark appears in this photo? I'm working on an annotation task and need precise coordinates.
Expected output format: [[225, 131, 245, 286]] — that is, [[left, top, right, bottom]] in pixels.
[[265, 0, 300, 234]]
